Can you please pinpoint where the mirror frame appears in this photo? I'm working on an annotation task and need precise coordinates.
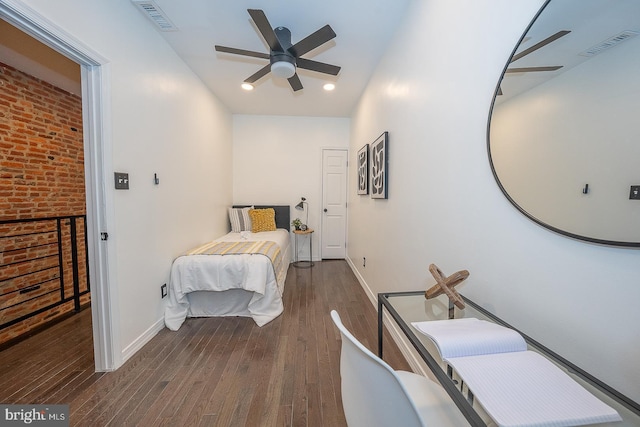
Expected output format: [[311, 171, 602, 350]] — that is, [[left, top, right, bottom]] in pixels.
[[486, 0, 640, 248]]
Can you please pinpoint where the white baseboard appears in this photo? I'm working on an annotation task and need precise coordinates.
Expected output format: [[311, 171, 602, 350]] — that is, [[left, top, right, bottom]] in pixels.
[[345, 256, 430, 378], [120, 317, 165, 364]]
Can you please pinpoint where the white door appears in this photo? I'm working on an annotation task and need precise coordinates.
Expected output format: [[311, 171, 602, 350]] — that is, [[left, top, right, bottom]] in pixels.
[[321, 149, 348, 259]]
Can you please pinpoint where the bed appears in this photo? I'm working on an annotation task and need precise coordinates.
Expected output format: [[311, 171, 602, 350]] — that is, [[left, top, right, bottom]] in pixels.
[[165, 205, 291, 329]]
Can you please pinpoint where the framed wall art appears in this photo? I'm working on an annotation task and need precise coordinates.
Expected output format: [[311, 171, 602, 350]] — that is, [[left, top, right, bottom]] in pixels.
[[370, 131, 388, 199], [357, 144, 369, 195]]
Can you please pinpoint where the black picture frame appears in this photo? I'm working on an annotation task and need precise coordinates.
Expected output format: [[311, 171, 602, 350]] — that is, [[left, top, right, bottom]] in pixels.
[[370, 132, 388, 199], [357, 144, 369, 195]]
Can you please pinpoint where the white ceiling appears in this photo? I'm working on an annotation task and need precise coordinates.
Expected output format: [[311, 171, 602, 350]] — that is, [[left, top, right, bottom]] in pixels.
[[2, 1, 636, 116], [0, 0, 410, 117], [137, 0, 412, 117]]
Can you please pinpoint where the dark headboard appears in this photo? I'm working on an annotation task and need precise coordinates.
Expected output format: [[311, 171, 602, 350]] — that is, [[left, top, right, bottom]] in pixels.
[[233, 205, 291, 230]]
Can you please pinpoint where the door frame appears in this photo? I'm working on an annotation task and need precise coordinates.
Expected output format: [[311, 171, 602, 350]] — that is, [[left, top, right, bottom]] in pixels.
[[1, 0, 119, 371]]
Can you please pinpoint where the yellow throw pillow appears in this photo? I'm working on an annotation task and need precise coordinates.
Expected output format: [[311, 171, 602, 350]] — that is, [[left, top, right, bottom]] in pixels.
[[249, 208, 277, 233]]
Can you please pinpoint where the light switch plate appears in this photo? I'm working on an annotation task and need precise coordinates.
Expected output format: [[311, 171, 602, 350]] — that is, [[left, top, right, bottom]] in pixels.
[[630, 185, 640, 200], [114, 172, 129, 190]]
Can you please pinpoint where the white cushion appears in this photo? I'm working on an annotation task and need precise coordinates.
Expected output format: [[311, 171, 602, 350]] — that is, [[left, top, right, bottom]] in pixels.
[[228, 207, 252, 232]]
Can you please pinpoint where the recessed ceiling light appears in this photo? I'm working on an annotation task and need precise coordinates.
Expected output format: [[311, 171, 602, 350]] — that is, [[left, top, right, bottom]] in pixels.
[[323, 83, 336, 91], [241, 83, 254, 91]]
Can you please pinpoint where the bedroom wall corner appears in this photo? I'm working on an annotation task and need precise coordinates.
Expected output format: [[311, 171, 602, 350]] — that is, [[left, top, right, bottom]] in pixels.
[[232, 114, 350, 261]]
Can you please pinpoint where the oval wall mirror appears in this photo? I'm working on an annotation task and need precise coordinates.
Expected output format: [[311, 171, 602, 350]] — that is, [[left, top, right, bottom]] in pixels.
[[488, 0, 640, 247]]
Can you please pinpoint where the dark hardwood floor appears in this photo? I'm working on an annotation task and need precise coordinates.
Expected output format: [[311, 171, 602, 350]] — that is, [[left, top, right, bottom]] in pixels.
[[0, 260, 410, 426]]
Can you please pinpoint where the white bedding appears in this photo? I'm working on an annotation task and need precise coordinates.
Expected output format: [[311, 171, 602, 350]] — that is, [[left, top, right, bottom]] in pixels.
[[164, 229, 291, 329]]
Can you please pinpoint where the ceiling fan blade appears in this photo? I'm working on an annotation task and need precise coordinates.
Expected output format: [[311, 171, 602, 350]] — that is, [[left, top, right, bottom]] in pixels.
[[248, 9, 283, 52], [505, 66, 563, 73], [288, 74, 303, 91], [215, 45, 270, 60], [244, 64, 272, 84], [511, 30, 571, 62], [296, 57, 341, 76], [289, 25, 336, 57]]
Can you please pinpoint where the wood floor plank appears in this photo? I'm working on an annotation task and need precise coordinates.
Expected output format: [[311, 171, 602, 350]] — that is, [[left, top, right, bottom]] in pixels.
[[123, 320, 223, 426], [152, 318, 238, 427], [0, 260, 412, 426], [200, 319, 254, 425]]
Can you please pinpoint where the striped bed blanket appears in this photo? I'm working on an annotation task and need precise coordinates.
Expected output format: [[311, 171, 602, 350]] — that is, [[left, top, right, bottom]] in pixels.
[[185, 240, 285, 288]]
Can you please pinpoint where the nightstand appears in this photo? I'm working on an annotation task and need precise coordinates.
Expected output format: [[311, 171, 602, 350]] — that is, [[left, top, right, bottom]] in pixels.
[[293, 229, 314, 268]]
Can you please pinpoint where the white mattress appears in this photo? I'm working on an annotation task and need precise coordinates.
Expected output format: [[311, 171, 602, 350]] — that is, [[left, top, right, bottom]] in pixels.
[[164, 229, 291, 329]]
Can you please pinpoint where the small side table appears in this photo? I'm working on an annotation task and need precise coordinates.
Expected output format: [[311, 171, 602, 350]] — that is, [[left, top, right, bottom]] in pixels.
[[293, 229, 314, 268]]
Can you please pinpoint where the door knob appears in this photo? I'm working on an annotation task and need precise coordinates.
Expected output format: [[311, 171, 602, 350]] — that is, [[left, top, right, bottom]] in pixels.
[[324, 208, 328, 212]]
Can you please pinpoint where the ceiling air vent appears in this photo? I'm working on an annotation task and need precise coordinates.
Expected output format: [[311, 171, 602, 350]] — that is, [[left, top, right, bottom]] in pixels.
[[131, 0, 177, 32], [579, 30, 638, 57]]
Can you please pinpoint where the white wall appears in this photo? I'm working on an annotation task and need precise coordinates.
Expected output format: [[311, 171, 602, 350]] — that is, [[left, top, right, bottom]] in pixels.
[[348, 0, 640, 402], [17, 0, 233, 361], [232, 114, 350, 261]]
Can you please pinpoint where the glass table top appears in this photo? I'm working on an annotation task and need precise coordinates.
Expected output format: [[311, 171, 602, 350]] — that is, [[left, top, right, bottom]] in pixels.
[[379, 291, 640, 427]]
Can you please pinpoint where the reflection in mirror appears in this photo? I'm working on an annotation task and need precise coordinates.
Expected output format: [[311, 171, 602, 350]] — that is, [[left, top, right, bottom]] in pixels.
[[488, 0, 640, 247]]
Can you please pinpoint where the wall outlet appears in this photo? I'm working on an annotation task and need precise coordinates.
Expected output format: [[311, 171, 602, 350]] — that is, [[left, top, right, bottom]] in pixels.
[[630, 185, 640, 200], [161, 283, 167, 298]]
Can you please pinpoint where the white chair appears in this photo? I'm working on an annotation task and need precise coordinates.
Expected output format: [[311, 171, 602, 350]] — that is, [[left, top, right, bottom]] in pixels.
[[330, 310, 469, 427]]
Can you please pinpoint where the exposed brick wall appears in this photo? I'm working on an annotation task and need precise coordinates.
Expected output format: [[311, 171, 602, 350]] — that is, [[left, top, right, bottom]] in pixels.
[[0, 61, 89, 346], [0, 62, 85, 219]]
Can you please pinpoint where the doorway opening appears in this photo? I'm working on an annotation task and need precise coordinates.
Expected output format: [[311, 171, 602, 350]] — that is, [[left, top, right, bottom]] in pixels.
[[0, 20, 89, 348], [0, 1, 116, 371]]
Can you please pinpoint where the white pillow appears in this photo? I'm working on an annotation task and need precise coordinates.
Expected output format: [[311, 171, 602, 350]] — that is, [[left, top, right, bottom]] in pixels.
[[228, 207, 252, 232]]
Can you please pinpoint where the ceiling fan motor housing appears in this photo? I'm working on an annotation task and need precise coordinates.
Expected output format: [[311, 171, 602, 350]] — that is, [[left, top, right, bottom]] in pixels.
[[274, 26, 293, 50], [270, 51, 296, 66], [270, 26, 296, 78], [271, 27, 296, 67]]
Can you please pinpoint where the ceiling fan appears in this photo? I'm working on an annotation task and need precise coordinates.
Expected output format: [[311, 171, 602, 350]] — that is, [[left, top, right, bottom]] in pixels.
[[214, 9, 341, 92], [505, 30, 571, 74], [498, 30, 570, 95]]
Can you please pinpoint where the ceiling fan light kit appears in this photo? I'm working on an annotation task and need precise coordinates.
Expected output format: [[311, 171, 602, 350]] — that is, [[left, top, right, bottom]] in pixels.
[[271, 60, 296, 79], [271, 61, 296, 79], [214, 9, 341, 92]]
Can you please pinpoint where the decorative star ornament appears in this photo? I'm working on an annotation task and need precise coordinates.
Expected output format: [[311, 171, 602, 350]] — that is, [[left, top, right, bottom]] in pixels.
[[424, 264, 470, 309]]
